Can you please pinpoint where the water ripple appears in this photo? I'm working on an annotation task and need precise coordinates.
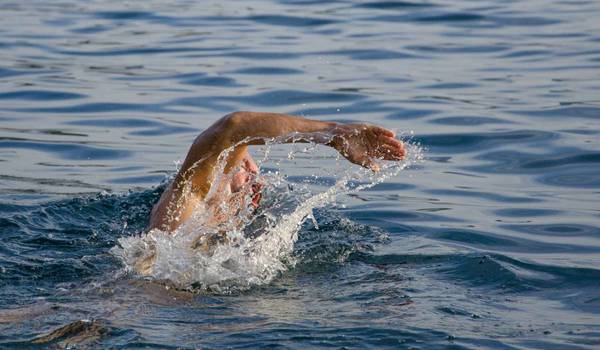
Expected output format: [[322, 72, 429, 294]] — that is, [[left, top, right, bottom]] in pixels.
[[0, 90, 86, 101], [1, 0, 600, 348], [0, 140, 131, 160], [356, 1, 437, 10]]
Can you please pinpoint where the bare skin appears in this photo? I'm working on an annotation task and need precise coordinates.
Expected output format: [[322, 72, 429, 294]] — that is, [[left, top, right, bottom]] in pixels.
[[149, 111, 406, 233]]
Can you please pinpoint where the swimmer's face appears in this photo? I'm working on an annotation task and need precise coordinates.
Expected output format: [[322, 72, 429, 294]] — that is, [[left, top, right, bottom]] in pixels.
[[230, 154, 262, 208]]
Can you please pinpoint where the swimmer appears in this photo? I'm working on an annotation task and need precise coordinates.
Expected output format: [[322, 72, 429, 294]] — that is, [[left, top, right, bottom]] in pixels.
[[136, 112, 404, 274], [149, 111, 406, 232]]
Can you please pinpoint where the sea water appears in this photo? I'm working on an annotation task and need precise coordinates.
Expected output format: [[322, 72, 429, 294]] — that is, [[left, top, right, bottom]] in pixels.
[[1, 0, 600, 348], [112, 140, 422, 293]]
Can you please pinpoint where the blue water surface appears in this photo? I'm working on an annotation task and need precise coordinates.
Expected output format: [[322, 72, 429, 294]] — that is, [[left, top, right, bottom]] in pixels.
[[1, 0, 600, 348]]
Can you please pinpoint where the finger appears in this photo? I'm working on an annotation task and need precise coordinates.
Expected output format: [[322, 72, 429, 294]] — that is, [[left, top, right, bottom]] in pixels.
[[383, 136, 404, 149], [372, 126, 395, 138], [381, 138, 405, 153], [380, 144, 405, 160]]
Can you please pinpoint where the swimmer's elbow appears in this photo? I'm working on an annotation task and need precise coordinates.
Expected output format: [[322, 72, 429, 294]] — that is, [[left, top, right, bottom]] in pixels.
[[221, 111, 257, 143], [223, 111, 251, 129]]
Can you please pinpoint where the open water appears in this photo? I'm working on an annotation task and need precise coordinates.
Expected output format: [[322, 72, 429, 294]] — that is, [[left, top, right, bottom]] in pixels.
[[1, 0, 600, 348]]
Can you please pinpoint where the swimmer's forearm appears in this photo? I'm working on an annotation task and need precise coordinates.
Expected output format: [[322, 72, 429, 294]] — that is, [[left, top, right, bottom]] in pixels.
[[223, 111, 339, 146]]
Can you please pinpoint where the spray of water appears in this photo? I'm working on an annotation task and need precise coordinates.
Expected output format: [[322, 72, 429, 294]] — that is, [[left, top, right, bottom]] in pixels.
[[111, 137, 423, 294]]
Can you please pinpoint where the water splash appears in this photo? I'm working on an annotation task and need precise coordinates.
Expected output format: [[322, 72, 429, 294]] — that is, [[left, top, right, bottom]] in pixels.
[[111, 138, 423, 293]]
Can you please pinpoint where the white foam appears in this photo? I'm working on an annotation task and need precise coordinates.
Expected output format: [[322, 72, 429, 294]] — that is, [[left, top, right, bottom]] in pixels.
[[111, 140, 423, 293]]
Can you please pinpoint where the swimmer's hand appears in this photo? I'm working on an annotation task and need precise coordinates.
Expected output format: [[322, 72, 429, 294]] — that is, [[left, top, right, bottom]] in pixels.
[[330, 124, 405, 171]]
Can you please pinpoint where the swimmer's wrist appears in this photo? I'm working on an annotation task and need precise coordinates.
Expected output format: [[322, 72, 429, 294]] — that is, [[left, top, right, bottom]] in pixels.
[[325, 123, 346, 151]]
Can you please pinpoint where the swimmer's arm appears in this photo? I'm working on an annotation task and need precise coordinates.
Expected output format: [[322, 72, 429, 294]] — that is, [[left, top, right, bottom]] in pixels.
[[223, 111, 406, 170], [180, 110, 405, 196], [148, 111, 404, 231]]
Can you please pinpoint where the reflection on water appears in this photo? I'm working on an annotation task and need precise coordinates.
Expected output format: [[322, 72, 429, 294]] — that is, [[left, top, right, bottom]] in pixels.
[[1, 0, 600, 348]]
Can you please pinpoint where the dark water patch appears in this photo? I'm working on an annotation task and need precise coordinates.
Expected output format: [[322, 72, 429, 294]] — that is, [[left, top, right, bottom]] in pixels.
[[406, 44, 509, 54], [0, 174, 107, 192], [313, 28, 343, 35], [230, 67, 303, 75], [113, 72, 209, 82], [352, 251, 455, 268], [422, 82, 478, 89], [128, 125, 197, 136], [356, 1, 437, 9], [425, 188, 542, 203], [86, 64, 146, 76], [530, 31, 589, 39], [537, 168, 600, 188], [354, 251, 600, 294], [432, 229, 522, 249], [427, 227, 600, 254], [70, 24, 113, 34], [278, 0, 343, 5], [364, 250, 600, 296], [501, 223, 599, 238], [222, 89, 365, 107], [108, 165, 146, 172], [181, 75, 241, 87], [56, 46, 225, 57], [430, 116, 511, 125], [0, 67, 53, 79], [435, 306, 472, 317], [412, 94, 487, 106], [510, 106, 600, 119], [11, 102, 175, 114], [499, 49, 553, 59], [416, 13, 486, 22], [0, 127, 87, 138], [492, 15, 561, 27], [385, 108, 438, 119], [0, 140, 131, 161], [178, 89, 368, 110], [291, 100, 393, 117], [244, 209, 391, 275], [0, 90, 86, 101], [360, 12, 490, 28], [248, 15, 337, 27], [166, 96, 235, 112], [414, 130, 556, 154], [0, 40, 57, 52], [493, 208, 562, 218], [66, 118, 162, 128], [314, 49, 415, 60], [222, 50, 301, 60], [346, 208, 463, 228], [521, 153, 600, 169], [107, 175, 165, 185], [93, 11, 159, 20], [0, 202, 39, 215], [494, 254, 600, 290], [434, 254, 534, 293], [206, 324, 449, 349], [0, 189, 161, 293], [507, 63, 600, 72], [467, 150, 600, 181]]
